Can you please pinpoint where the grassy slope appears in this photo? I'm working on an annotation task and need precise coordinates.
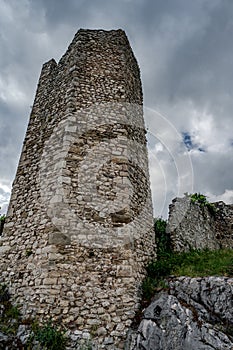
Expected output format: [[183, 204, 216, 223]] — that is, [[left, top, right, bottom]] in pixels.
[[142, 248, 233, 301], [142, 217, 233, 301]]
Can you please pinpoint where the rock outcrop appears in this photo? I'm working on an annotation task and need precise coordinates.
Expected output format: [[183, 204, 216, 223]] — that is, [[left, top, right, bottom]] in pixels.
[[127, 276, 233, 350]]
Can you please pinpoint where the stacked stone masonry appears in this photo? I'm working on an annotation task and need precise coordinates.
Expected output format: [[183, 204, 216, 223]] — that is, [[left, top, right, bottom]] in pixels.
[[0, 29, 155, 349], [167, 195, 233, 252]]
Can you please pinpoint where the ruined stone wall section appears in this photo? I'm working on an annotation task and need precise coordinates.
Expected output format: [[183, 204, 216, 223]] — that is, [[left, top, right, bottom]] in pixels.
[[0, 29, 155, 349], [167, 195, 233, 252]]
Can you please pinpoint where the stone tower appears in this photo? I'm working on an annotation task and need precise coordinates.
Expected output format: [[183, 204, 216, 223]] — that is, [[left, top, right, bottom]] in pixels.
[[0, 29, 155, 348]]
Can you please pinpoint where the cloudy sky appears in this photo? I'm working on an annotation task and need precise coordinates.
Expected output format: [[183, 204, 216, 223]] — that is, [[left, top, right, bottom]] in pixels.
[[0, 0, 232, 218]]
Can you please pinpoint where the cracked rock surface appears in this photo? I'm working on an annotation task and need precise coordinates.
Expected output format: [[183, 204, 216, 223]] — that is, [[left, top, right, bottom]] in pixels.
[[126, 277, 233, 350]]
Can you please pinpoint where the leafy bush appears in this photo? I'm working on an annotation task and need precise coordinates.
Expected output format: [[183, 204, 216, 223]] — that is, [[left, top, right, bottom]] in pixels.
[[32, 320, 67, 350], [190, 193, 208, 206], [190, 193, 216, 214]]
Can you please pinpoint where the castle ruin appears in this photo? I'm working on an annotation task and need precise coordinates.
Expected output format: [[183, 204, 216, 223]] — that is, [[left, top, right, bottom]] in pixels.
[[0, 29, 155, 348], [167, 195, 233, 252]]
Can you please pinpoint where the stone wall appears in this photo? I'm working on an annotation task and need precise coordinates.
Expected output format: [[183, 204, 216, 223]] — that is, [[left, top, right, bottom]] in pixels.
[[0, 29, 155, 349], [167, 195, 233, 252]]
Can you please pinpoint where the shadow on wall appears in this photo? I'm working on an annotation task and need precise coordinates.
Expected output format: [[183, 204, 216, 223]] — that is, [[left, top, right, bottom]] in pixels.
[[0, 215, 5, 235]]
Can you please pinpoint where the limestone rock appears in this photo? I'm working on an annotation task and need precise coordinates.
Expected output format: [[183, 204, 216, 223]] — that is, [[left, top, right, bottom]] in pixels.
[[127, 277, 233, 350]]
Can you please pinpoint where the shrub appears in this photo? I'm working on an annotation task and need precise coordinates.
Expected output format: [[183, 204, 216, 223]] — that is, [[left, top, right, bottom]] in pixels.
[[190, 193, 216, 214], [5, 305, 20, 320], [154, 218, 171, 258], [32, 320, 67, 350], [0, 285, 21, 335]]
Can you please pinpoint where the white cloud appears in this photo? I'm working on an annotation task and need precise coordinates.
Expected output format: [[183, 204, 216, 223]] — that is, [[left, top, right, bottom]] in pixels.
[[0, 181, 11, 214], [0, 182, 11, 193], [0, 75, 28, 106], [0, 0, 13, 23], [207, 189, 233, 205], [146, 107, 194, 218]]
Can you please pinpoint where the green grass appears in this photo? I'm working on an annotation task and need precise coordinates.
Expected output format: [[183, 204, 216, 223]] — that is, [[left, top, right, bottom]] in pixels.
[[142, 248, 233, 301], [172, 249, 233, 277], [143, 216, 233, 302]]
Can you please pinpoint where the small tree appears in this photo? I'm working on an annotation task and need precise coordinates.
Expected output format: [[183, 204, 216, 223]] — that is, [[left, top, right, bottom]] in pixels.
[[154, 218, 171, 258]]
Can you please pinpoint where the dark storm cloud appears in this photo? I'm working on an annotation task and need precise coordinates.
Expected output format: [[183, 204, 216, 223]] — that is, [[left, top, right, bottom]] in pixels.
[[29, 0, 88, 28], [29, 0, 142, 31], [158, 1, 233, 106], [0, 101, 26, 180]]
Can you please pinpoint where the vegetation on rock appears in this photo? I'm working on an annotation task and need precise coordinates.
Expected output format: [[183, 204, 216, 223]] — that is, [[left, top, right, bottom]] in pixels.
[[0, 285, 67, 349], [142, 217, 233, 301], [190, 192, 216, 214], [0, 214, 6, 222], [154, 217, 171, 258], [27, 320, 67, 350], [0, 284, 21, 336]]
